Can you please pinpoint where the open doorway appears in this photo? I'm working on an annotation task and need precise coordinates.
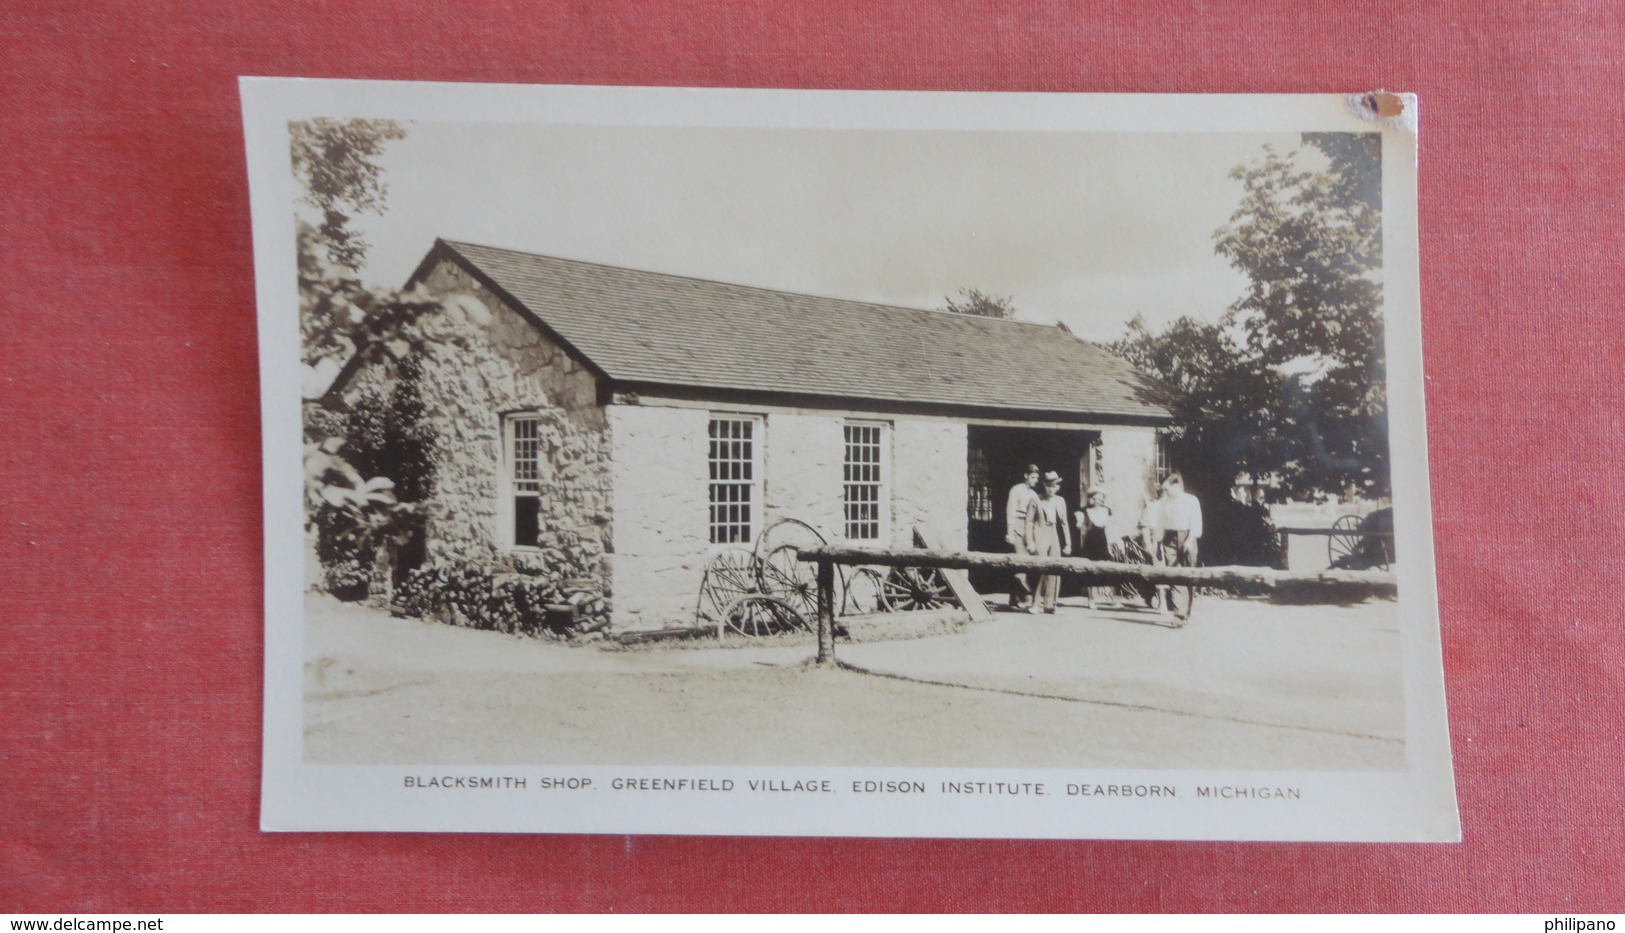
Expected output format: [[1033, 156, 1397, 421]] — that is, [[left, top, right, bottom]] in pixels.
[[966, 424, 1099, 596]]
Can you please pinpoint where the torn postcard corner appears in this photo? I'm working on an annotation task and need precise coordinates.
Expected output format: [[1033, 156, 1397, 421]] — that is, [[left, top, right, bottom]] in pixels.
[[1348, 90, 1419, 135]]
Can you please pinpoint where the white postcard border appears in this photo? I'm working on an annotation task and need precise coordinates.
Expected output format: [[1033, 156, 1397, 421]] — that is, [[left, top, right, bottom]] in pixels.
[[245, 79, 1457, 841]]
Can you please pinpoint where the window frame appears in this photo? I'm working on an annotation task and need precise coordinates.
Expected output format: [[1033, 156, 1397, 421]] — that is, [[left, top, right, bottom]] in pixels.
[[707, 413, 764, 548], [500, 412, 543, 551], [841, 420, 891, 547], [1154, 432, 1172, 484]]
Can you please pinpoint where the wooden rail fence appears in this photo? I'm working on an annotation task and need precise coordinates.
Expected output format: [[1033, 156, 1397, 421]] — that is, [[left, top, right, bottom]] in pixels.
[[797, 545, 1397, 668]]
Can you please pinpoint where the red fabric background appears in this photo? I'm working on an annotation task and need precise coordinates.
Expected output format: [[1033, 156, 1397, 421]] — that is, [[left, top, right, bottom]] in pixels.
[[2, 0, 1621, 913]]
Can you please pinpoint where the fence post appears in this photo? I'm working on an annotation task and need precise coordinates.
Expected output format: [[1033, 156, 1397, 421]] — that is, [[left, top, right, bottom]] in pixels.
[[815, 558, 836, 668]]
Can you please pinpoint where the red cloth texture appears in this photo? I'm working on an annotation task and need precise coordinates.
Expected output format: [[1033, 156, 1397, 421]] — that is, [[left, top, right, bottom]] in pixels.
[[2, 0, 1622, 913]]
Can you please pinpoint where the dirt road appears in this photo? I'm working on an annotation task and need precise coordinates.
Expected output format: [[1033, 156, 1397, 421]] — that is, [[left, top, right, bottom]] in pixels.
[[302, 593, 1404, 770]]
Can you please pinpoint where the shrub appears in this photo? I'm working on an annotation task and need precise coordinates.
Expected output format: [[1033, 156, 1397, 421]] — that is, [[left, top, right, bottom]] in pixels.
[[323, 556, 371, 602], [309, 355, 438, 599]]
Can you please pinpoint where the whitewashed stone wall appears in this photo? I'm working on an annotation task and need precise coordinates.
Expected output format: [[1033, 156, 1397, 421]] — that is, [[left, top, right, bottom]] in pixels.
[[761, 413, 844, 536], [605, 404, 712, 627], [608, 408, 969, 628], [409, 260, 612, 586], [892, 420, 969, 547], [1097, 425, 1160, 542]]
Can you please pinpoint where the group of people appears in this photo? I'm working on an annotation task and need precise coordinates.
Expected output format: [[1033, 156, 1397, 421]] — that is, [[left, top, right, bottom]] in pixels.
[[1003, 464, 1203, 621]]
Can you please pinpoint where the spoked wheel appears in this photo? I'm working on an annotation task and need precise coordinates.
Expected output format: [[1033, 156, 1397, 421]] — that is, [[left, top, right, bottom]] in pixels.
[[881, 566, 954, 612], [841, 567, 887, 616], [719, 594, 810, 639], [754, 517, 828, 566], [758, 544, 822, 620], [695, 547, 764, 628], [1328, 514, 1363, 569], [752, 517, 831, 620]]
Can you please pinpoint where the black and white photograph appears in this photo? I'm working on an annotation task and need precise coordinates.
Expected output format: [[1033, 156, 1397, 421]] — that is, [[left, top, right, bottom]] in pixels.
[[246, 81, 1455, 839]]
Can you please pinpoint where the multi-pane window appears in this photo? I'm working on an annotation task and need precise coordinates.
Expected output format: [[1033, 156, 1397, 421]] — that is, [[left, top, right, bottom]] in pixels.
[[1154, 433, 1171, 483], [843, 423, 888, 542], [967, 447, 994, 522], [708, 417, 758, 545], [507, 414, 541, 548]]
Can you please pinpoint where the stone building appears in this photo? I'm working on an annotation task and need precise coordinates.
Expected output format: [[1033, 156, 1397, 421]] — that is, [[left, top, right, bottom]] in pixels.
[[389, 239, 1172, 629]]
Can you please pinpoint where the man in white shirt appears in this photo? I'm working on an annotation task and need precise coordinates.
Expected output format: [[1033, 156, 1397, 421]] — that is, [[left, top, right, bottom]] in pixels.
[[1155, 472, 1202, 622], [1005, 464, 1040, 609], [1158, 472, 1203, 564]]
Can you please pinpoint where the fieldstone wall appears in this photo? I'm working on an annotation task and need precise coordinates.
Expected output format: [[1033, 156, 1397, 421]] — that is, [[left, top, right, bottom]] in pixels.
[[406, 259, 612, 590]]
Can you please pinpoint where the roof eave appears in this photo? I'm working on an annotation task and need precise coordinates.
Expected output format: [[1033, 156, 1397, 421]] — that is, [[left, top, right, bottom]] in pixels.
[[611, 380, 1174, 427]]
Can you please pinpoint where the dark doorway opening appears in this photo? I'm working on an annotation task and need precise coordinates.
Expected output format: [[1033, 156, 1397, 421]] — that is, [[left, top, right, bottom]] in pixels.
[[966, 424, 1099, 597]]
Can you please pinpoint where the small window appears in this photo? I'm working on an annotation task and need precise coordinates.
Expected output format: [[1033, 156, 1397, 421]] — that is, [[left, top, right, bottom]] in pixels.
[[1154, 433, 1171, 483], [708, 416, 760, 545], [506, 414, 541, 548], [843, 422, 888, 542]]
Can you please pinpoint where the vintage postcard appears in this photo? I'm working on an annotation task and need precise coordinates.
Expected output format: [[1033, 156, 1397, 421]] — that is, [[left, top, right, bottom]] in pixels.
[[244, 79, 1457, 839]]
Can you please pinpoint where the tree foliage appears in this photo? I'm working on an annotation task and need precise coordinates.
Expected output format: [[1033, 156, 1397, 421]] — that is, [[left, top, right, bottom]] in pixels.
[[942, 287, 1016, 319], [1215, 132, 1387, 499], [311, 357, 440, 596], [292, 118, 467, 584], [290, 118, 407, 271], [1213, 134, 1382, 379], [1111, 132, 1389, 511]]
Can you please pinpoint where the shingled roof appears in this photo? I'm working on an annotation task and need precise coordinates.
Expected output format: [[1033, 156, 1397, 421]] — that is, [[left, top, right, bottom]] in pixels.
[[418, 240, 1171, 423]]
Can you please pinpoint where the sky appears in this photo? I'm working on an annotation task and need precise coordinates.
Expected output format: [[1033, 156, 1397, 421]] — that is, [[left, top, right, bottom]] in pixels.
[[338, 122, 1303, 343]]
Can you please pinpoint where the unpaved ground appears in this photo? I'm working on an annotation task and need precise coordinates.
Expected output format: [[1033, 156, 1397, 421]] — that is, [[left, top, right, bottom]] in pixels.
[[303, 593, 1404, 770]]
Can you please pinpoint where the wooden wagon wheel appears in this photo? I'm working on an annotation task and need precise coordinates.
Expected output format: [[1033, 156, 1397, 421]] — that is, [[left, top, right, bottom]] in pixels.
[[717, 593, 810, 639], [753, 517, 828, 567], [881, 566, 954, 612], [758, 544, 822, 620], [841, 566, 888, 616], [694, 546, 764, 628], [1328, 514, 1363, 569], [752, 517, 833, 617]]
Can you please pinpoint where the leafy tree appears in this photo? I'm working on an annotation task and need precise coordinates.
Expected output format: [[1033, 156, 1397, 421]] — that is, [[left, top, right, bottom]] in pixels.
[[1108, 313, 1288, 566], [1211, 132, 1387, 499], [942, 287, 1016, 319], [1107, 133, 1388, 559], [291, 118, 472, 589], [312, 356, 439, 596], [290, 118, 407, 271]]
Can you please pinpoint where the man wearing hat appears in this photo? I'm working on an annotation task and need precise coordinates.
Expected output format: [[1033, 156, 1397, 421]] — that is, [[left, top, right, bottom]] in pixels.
[[1023, 470, 1072, 613]]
